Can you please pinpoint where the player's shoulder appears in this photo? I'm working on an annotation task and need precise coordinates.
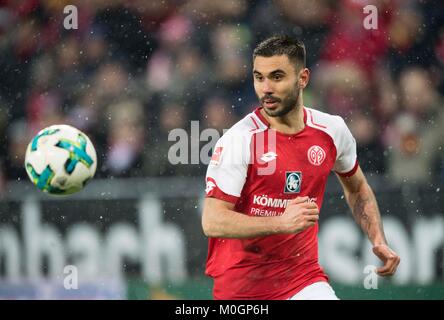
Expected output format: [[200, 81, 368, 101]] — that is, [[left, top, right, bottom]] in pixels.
[[220, 109, 267, 141], [305, 107, 355, 153], [305, 106, 350, 140], [305, 107, 347, 130]]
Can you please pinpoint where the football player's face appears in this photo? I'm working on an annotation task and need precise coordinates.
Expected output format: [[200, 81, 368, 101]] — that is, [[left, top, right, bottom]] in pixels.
[[253, 55, 308, 117]]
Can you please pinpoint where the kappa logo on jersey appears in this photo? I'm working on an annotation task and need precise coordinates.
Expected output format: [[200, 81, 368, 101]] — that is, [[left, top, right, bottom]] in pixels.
[[210, 147, 223, 166], [260, 151, 277, 163], [307, 145, 326, 166], [284, 171, 302, 193]]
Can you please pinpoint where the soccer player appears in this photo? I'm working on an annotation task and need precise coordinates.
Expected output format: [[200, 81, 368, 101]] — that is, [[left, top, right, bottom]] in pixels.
[[201, 35, 400, 300]]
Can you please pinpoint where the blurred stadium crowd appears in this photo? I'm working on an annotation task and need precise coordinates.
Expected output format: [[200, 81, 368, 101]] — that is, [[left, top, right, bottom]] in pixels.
[[0, 0, 443, 192]]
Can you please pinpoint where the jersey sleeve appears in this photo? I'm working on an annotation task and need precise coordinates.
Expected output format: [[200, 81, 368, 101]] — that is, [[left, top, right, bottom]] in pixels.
[[205, 132, 250, 204], [333, 117, 358, 177]]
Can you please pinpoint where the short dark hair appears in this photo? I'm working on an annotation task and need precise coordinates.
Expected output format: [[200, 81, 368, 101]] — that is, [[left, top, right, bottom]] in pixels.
[[253, 35, 306, 69]]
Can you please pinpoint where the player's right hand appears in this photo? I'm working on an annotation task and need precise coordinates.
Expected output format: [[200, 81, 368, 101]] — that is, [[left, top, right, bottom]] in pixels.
[[279, 196, 319, 234]]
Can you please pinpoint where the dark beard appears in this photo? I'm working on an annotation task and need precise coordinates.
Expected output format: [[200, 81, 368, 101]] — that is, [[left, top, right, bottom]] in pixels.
[[260, 89, 299, 117]]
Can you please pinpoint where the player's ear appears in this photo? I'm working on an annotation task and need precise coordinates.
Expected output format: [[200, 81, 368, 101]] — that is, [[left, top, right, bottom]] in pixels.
[[297, 78, 304, 90], [299, 68, 310, 89]]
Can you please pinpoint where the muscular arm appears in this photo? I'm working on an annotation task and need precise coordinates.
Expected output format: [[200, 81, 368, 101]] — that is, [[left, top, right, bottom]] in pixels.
[[202, 196, 319, 239], [337, 166, 387, 246], [337, 166, 400, 276], [201, 198, 280, 238]]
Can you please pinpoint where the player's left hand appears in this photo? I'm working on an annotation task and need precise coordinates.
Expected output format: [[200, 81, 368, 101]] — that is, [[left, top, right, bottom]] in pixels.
[[372, 244, 400, 277]]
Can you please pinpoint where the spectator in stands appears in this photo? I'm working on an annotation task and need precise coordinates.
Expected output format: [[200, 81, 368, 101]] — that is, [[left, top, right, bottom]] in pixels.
[[385, 67, 444, 185], [349, 112, 386, 174], [0, 0, 443, 186], [201, 96, 237, 133], [4, 120, 32, 180]]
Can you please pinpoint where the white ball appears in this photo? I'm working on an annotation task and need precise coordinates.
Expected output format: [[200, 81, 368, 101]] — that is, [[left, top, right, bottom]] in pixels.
[[24, 124, 97, 195]]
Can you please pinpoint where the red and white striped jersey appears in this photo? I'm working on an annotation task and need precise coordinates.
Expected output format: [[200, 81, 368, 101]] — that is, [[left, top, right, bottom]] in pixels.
[[205, 106, 358, 300]]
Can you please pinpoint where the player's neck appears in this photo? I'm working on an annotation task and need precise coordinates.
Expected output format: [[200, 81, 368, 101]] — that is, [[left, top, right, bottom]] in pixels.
[[261, 99, 305, 135]]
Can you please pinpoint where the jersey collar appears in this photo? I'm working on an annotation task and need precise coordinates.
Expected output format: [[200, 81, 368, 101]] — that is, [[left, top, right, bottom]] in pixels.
[[253, 106, 307, 128]]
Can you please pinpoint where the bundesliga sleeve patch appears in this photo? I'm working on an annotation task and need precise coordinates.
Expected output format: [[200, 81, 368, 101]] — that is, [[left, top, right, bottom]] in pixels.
[[210, 146, 223, 166]]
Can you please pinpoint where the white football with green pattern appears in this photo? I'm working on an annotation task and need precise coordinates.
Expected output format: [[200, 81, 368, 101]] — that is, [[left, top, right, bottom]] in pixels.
[[24, 124, 97, 195]]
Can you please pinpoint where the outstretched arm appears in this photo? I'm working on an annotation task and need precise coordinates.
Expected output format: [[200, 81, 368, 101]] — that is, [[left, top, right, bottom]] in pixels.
[[336, 166, 400, 276], [202, 196, 319, 239]]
